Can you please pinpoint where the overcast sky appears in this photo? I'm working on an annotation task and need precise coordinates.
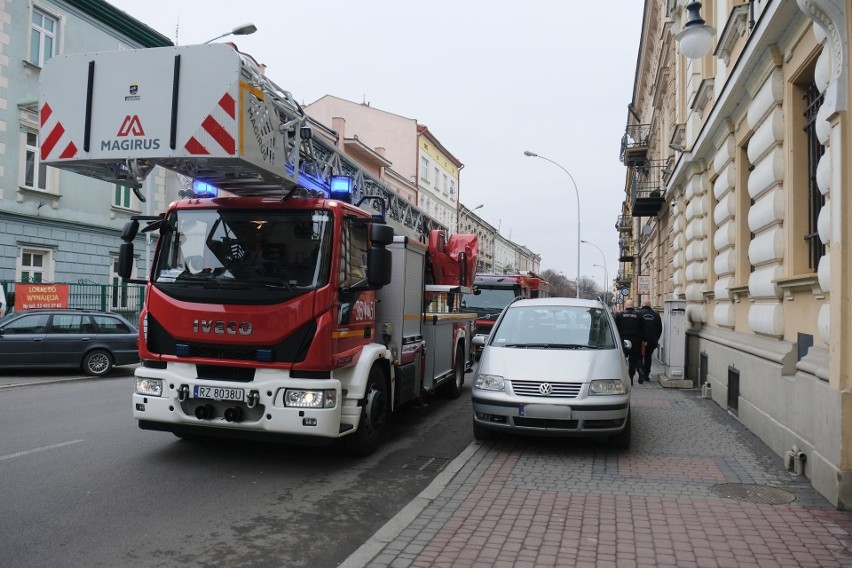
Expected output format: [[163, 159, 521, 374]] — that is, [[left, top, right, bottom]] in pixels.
[[107, 0, 644, 289]]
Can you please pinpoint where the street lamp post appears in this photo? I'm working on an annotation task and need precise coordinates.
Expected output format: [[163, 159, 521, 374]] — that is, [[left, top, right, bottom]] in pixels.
[[204, 23, 258, 44], [582, 239, 608, 303], [593, 263, 609, 304], [524, 151, 581, 298]]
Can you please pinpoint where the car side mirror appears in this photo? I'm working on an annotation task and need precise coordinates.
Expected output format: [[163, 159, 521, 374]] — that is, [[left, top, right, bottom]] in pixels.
[[472, 334, 486, 347]]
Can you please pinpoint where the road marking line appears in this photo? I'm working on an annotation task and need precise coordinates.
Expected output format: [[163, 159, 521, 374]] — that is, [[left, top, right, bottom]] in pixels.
[[0, 439, 84, 461]]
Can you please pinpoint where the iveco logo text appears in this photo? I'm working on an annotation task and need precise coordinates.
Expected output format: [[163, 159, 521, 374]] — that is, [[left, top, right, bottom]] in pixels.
[[192, 320, 252, 335]]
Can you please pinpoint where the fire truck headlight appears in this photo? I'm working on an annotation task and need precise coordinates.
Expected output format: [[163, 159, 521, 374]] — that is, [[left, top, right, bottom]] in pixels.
[[474, 374, 505, 391], [135, 378, 164, 397], [285, 389, 337, 408]]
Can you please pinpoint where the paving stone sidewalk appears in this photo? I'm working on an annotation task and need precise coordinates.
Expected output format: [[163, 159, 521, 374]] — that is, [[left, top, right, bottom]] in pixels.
[[343, 372, 852, 568]]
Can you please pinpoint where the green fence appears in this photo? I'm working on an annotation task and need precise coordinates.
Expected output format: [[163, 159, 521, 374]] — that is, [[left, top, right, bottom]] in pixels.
[[1, 280, 146, 323]]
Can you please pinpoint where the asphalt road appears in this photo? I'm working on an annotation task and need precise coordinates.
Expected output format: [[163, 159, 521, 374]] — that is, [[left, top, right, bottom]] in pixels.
[[0, 368, 475, 568]]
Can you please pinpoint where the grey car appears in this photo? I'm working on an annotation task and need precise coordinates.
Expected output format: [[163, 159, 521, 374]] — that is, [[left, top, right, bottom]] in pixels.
[[471, 297, 632, 448], [0, 309, 139, 376]]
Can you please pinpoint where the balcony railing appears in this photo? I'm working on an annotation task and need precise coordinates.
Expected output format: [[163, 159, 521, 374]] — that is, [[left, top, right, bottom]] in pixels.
[[629, 160, 665, 217], [615, 215, 632, 232], [620, 124, 651, 166]]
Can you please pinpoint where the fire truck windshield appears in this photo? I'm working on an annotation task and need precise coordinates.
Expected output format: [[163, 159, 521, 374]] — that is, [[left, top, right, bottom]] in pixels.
[[461, 287, 518, 311], [153, 209, 332, 293]]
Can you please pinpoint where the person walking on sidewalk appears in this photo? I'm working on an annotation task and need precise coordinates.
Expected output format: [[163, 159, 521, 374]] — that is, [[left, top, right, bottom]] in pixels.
[[614, 299, 642, 384], [638, 300, 663, 383]]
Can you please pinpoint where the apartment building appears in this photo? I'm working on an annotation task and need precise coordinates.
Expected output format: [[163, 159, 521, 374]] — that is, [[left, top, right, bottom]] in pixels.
[[0, 0, 173, 292], [623, 0, 850, 507]]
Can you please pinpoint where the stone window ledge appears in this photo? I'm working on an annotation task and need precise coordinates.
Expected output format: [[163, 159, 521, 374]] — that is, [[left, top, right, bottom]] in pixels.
[[775, 274, 825, 301]]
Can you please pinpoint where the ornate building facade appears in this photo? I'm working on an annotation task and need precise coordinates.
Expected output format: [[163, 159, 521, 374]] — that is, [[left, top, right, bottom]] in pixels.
[[623, 0, 850, 507]]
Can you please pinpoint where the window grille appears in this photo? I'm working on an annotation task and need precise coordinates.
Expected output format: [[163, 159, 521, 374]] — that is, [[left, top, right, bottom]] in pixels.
[[803, 84, 825, 271]]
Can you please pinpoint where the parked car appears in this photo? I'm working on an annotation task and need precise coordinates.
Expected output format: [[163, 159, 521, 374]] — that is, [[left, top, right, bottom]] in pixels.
[[471, 297, 632, 448], [0, 309, 139, 376]]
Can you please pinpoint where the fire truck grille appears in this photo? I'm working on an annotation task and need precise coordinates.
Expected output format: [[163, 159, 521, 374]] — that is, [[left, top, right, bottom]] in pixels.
[[511, 381, 582, 398], [192, 344, 258, 361]]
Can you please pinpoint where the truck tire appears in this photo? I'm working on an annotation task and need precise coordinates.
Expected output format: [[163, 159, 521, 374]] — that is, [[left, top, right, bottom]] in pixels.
[[609, 412, 631, 450], [82, 349, 113, 377], [438, 345, 465, 399], [342, 366, 388, 457]]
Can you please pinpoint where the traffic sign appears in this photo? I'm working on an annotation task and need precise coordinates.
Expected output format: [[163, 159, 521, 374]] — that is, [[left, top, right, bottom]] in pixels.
[[620, 287, 629, 296]]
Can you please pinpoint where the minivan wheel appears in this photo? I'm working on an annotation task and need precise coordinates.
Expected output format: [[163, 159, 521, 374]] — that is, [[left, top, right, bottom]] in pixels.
[[83, 349, 113, 377], [472, 418, 494, 441], [609, 413, 631, 449]]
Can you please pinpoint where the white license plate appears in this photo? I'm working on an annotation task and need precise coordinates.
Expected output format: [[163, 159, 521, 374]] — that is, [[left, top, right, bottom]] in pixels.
[[192, 385, 244, 401], [518, 404, 571, 419]]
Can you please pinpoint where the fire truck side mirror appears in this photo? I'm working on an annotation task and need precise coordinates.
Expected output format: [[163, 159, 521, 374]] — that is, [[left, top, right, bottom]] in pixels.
[[367, 223, 394, 287], [370, 223, 394, 246], [121, 220, 139, 242], [118, 243, 135, 279]]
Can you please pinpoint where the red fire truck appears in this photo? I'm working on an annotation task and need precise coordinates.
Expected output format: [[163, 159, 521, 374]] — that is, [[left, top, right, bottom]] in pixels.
[[39, 43, 477, 455], [462, 272, 550, 357]]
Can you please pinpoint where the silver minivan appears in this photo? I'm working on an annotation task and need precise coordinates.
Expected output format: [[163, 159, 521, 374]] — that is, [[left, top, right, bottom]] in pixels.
[[471, 297, 631, 448]]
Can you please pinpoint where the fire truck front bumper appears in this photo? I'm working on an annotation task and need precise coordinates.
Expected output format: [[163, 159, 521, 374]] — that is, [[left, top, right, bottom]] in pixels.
[[132, 363, 363, 442]]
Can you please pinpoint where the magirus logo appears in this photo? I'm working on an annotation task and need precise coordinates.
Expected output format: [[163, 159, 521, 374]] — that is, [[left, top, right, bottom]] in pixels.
[[100, 115, 161, 151]]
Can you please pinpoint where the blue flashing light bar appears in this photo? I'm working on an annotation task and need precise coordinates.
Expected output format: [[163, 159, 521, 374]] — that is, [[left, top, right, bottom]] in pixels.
[[175, 343, 190, 357], [256, 349, 274, 362], [330, 175, 353, 203], [192, 180, 218, 198]]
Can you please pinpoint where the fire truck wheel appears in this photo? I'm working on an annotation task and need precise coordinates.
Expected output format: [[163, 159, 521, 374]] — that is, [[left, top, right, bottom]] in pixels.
[[82, 349, 113, 376], [438, 345, 465, 399], [343, 366, 388, 457]]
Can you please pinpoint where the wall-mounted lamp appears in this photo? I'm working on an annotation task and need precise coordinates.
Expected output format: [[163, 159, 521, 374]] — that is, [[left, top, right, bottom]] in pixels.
[[674, 2, 716, 59], [661, 168, 673, 177]]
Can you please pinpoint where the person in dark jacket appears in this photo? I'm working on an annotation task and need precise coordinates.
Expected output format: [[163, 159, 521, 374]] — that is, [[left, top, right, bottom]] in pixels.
[[638, 300, 663, 383], [614, 300, 642, 384]]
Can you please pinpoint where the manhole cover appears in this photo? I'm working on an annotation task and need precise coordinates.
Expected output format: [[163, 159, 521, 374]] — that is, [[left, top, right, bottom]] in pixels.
[[710, 483, 797, 505], [403, 456, 450, 473]]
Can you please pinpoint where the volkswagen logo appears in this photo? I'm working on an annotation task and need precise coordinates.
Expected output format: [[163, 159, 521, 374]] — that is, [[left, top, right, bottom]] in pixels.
[[539, 383, 553, 395]]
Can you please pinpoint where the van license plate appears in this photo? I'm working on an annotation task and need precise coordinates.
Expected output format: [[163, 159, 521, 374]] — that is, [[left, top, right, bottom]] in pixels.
[[192, 386, 244, 401]]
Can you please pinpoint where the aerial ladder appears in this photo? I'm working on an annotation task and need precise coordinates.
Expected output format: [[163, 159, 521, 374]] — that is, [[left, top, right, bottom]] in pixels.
[[39, 43, 443, 240]]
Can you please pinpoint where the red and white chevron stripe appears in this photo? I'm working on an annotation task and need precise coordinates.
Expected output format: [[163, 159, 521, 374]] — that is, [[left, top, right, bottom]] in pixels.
[[184, 91, 237, 156], [39, 102, 78, 160]]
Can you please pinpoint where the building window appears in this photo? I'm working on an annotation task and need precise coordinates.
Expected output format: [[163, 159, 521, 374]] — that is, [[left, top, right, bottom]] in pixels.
[[420, 157, 429, 181], [434, 167, 439, 189], [19, 248, 52, 283], [803, 84, 826, 271], [443, 174, 448, 194], [114, 184, 132, 209], [30, 7, 58, 67], [24, 131, 48, 190], [111, 257, 132, 309], [450, 180, 455, 197]]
